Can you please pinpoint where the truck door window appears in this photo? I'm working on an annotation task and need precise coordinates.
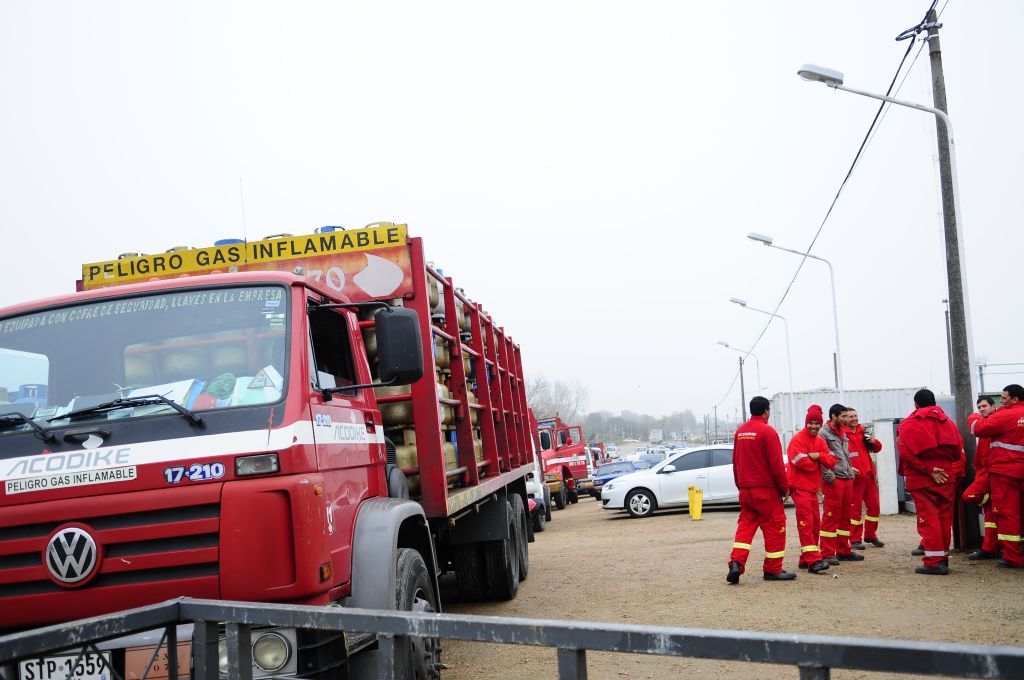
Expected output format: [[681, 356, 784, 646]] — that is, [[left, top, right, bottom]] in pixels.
[[308, 306, 357, 392], [539, 430, 552, 451]]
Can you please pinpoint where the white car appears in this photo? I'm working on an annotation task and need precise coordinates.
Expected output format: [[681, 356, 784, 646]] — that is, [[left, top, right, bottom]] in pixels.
[[599, 445, 737, 518]]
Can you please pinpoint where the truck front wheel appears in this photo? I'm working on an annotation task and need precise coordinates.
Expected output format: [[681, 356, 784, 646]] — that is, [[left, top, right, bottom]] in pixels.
[[393, 548, 442, 679], [553, 485, 567, 510]]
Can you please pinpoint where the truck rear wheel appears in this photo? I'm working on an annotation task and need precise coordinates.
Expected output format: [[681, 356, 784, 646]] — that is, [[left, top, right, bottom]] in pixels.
[[510, 494, 529, 582], [484, 501, 520, 600], [453, 543, 486, 602], [532, 505, 546, 533], [393, 548, 442, 679]]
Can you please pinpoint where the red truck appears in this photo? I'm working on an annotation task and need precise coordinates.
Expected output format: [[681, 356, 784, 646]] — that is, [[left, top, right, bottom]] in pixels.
[[530, 414, 589, 509], [0, 224, 533, 678]]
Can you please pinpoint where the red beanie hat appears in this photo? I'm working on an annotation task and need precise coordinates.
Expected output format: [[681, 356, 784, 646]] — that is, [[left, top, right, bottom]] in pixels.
[[805, 404, 824, 426]]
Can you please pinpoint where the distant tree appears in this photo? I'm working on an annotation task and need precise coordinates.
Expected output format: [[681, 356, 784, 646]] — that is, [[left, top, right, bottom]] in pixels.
[[526, 374, 589, 424]]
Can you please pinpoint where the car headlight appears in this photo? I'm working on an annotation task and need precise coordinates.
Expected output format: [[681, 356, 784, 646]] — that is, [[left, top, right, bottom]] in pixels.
[[603, 481, 616, 491], [253, 632, 291, 672]]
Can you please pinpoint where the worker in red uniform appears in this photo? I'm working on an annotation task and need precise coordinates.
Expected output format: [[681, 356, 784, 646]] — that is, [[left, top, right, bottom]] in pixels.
[[846, 408, 885, 549], [970, 384, 1024, 569], [819, 404, 862, 564], [962, 395, 1000, 560], [897, 389, 966, 575], [727, 396, 796, 583], [786, 405, 836, 574]]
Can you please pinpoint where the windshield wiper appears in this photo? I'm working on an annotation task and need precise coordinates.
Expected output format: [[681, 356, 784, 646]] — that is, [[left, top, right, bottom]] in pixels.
[[50, 394, 203, 426], [0, 413, 56, 443]]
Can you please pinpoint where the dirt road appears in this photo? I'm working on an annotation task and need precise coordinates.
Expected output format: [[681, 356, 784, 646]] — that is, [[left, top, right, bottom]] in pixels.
[[442, 497, 1024, 679]]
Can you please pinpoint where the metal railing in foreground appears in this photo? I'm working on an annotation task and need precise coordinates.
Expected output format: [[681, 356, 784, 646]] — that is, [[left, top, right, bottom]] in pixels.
[[1, 598, 1023, 680]]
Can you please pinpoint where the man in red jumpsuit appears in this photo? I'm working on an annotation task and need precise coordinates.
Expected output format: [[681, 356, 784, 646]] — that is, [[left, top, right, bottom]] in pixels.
[[970, 384, 1024, 569], [897, 389, 966, 575], [962, 395, 1000, 560], [847, 408, 885, 549], [819, 404, 863, 564], [786, 405, 836, 574], [727, 396, 796, 583]]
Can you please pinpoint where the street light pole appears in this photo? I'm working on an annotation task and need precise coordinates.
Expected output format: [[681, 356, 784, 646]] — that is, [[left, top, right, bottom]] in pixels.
[[738, 356, 747, 422], [745, 235, 843, 400], [799, 58, 980, 548], [728, 302, 798, 436], [717, 341, 762, 394]]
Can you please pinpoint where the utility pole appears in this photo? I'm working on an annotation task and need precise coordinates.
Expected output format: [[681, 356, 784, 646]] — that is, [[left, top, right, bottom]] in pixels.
[[926, 10, 980, 549], [738, 357, 747, 422], [714, 405, 719, 442]]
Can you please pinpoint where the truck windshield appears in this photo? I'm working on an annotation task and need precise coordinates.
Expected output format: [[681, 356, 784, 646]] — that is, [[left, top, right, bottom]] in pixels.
[[0, 285, 288, 432]]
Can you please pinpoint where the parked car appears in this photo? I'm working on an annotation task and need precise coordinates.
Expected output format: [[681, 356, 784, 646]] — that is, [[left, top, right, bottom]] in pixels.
[[599, 445, 737, 518], [576, 448, 598, 497], [526, 453, 552, 532], [590, 460, 651, 498], [637, 452, 667, 467]]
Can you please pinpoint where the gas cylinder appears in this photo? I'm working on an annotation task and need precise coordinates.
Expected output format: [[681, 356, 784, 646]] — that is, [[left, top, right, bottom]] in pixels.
[[376, 385, 413, 426]]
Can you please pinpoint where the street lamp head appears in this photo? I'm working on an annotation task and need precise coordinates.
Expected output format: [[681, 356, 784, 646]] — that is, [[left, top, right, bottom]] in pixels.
[[729, 298, 748, 307], [716, 340, 730, 348], [747, 232, 773, 246], [798, 64, 844, 87]]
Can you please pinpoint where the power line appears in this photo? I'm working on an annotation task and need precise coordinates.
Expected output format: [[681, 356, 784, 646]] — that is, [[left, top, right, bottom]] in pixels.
[[735, 1, 944, 381]]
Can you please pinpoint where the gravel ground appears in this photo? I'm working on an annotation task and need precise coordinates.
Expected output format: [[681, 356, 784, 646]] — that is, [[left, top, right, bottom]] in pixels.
[[441, 495, 1024, 680]]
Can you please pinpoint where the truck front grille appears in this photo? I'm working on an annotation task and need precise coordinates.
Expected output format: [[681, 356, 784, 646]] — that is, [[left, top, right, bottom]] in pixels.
[[0, 486, 221, 601]]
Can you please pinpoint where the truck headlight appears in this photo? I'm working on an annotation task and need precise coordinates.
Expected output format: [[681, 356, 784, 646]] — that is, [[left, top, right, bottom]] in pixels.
[[544, 473, 557, 481], [236, 453, 280, 476], [252, 632, 290, 672], [218, 640, 229, 675]]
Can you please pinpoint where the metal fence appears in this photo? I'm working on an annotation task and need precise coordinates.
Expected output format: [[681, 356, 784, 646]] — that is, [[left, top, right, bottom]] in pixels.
[[2, 597, 1023, 679]]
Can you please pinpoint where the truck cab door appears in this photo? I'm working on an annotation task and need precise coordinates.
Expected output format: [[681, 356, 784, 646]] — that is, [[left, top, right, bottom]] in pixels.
[[306, 302, 384, 580]]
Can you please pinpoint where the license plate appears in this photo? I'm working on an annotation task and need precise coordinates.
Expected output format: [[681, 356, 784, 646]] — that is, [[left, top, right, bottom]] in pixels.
[[124, 642, 190, 680], [19, 651, 112, 680]]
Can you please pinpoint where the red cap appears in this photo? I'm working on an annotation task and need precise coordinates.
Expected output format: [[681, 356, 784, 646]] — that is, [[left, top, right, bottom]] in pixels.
[[805, 404, 824, 426]]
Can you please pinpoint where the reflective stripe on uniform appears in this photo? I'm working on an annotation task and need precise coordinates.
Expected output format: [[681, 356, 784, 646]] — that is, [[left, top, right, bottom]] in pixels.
[[984, 522, 997, 529], [924, 550, 948, 557], [982, 494, 990, 505], [849, 451, 859, 457], [849, 519, 863, 526], [765, 550, 785, 559], [864, 515, 879, 522], [992, 441, 1024, 452], [819, 531, 837, 538], [997, 534, 1022, 542], [836, 529, 851, 536], [791, 453, 808, 463], [733, 542, 751, 550], [801, 545, 820, 553]]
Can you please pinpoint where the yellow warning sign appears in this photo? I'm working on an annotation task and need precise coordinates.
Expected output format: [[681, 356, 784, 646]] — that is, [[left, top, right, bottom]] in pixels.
[[81, 224, 408, 290]]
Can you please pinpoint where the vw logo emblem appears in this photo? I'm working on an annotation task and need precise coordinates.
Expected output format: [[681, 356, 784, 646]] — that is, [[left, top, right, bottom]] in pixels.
[[45, 527, 99, 586]]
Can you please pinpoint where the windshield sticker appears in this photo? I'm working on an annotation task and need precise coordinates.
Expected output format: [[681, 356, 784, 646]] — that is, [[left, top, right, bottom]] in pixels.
[[0, 288, 283, 337], [5, 465, 136, 495]]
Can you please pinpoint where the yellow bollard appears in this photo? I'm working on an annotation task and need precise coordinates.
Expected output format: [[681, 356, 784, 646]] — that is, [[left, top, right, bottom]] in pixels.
[[688, 485, 703, 520]]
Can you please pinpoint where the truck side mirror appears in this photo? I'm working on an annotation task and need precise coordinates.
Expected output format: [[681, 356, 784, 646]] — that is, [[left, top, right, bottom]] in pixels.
[[374, 307, 423, 386]]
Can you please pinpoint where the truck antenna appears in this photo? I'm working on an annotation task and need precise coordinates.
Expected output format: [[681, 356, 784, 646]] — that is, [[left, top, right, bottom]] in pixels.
[[239, 178, 249, 243]]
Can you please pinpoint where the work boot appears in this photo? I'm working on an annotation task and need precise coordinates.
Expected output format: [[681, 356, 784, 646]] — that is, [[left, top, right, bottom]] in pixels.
[[996, 559, 1024, 569], [915, 564, 949, 575], [911, 544, 924, 556], [968, 549, 998, 561], [808, 560, 830, 574], [726, 561, 742, 584], [763, 571, 797, 581], [825, 557, 840, 566], [851, 541, 867, 550], [798, 563, 809, 570], [836, 552, 865, 561], [866, 538, 885, 547]]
